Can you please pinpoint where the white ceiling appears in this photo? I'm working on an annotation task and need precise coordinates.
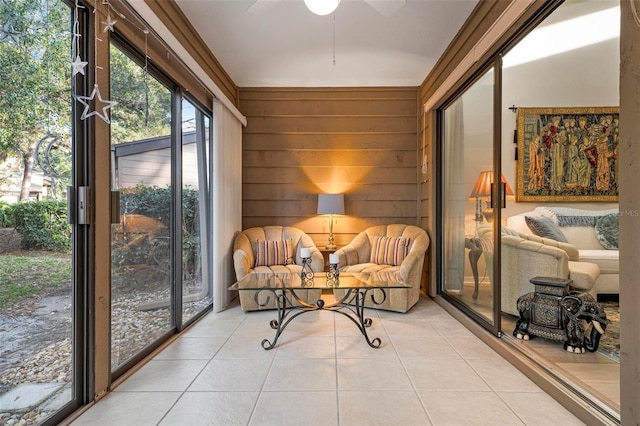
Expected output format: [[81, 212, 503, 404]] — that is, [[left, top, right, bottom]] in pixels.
[[175, 0, 479, 87]]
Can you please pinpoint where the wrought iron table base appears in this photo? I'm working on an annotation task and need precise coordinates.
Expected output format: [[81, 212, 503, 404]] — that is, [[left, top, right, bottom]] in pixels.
[[254, 287, 386, 350]]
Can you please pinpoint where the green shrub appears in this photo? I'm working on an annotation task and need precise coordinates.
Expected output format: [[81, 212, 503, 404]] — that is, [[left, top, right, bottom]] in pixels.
[[0, 201, 15, 228], [12, 200, 71, 252], [119, 185, 201, 275]]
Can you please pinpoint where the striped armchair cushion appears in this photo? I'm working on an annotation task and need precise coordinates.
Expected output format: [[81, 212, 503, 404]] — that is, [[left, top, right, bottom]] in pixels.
[[254, 239, 295, 267], [370, 236, 411, 266]]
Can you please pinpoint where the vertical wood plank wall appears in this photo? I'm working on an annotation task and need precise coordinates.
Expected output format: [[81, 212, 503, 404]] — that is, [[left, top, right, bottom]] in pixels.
[[239, 87, 419, 248]]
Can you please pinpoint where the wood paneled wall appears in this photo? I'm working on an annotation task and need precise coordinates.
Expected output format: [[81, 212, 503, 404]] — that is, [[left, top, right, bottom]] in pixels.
[[239, 87, 419, 248]]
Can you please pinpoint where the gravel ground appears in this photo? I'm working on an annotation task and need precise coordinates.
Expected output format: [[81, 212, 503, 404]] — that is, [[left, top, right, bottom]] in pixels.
[[0, 264, 210, 426]]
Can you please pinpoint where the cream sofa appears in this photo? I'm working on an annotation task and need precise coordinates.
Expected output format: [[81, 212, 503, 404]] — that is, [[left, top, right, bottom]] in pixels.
[[507, 207, 618, 295], [476, 225, 600, 316], [232, 226, 324, 311], [333, 224, 430, 313]]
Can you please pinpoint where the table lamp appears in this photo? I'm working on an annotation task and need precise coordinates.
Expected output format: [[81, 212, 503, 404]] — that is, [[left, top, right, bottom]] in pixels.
[[469, 171, 514, 223], [317, 193, 344, 249]]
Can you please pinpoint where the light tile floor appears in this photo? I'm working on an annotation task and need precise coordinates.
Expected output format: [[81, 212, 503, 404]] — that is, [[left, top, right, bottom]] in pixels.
[[72, 295, 585, 425]]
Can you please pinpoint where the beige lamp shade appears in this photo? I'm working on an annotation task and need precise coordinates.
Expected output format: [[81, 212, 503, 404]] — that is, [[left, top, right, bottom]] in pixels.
[[469, 171, 513, 223], [317, 194, 345, 215], [469, 171, 514, 200]]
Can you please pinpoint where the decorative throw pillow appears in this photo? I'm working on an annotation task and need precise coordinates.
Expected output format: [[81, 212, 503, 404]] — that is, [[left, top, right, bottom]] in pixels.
[[254, 239, 295, 267], [370, 236, 411, 266], [595, 213, 619, 250], [524, 216, 568, 242]]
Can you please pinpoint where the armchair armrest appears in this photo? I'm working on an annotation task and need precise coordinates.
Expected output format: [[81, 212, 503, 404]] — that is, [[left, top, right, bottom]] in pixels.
[[308, 245, 324, 272], [297, 233, 325, 272], [232, 233, 254, 279], [233, 250, 251, 280], [515, 233, 579, 261], [334, 244, 359, 268], [399, 234, 430, 281], [501, 235, 570, 278], [480, 224, 580, 261]]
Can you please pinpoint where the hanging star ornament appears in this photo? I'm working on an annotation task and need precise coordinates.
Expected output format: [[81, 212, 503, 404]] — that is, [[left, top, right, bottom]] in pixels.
[[76, 84, 114, 124], [0, 21, 22, 45], [102, 15, 116, 32], [71, 54, 88, 76]]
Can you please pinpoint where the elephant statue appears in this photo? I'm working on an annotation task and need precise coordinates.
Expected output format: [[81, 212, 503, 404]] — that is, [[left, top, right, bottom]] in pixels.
[[513, 290, 608, 353]]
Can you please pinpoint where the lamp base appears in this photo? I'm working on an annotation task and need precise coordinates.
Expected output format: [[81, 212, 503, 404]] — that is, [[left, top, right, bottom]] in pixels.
[[482, 207, 494, 223], [325, 244, 337, 250]]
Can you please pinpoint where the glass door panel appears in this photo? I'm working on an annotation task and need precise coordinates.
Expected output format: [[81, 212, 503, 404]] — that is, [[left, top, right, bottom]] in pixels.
[[0, 0, 79, 422], [180, 99, 211, 324], [109, 41, 173, 370], [441, 68, 495, 325]]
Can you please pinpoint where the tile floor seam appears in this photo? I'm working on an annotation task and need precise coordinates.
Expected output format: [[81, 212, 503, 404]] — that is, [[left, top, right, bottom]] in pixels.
[[246, 330, 280, 426], [333, 312, 342, 426], [396, 356, 436, 425], [493, 390, 531, 426], [153, 354, 218, 426], [380, 311, 435, 424]]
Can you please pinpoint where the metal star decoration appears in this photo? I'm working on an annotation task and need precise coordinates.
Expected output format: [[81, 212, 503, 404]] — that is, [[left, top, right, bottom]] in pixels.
[[0, 21, 22, 45], [71, 54, 88, 76], [76, 84, 114, 124], [102, 16, 116, 32]]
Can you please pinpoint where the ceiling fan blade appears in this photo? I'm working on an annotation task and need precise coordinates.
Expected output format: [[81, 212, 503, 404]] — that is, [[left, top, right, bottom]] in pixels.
[[247, 0, 281, 15], [364, 0, 406, 17]]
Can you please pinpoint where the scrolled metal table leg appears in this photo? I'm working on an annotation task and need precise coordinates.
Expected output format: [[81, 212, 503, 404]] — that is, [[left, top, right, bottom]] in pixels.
[[354, 289, 381, 348], [261, 291, 288, 350]]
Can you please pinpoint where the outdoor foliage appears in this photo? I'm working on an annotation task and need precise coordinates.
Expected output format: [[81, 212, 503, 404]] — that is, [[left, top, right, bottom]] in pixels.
[[12, 200, 71, 251], [0, 201, 15, 227], [0, 255, 72, 310], [118, 185, 201, 277], [110, 43, 172, 145], [0, 0, 72, 200]]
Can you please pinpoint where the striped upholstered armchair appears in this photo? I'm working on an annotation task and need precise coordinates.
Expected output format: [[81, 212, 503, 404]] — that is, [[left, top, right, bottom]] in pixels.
[[232, 226, 324, 311], [333, 224, 430, 313]]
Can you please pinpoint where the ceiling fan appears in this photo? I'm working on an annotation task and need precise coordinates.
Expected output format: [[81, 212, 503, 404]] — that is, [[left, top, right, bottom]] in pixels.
[[247, 0, 407, 18]]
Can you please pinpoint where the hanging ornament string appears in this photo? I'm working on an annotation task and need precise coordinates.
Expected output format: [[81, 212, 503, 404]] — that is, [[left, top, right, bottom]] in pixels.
[[44, 0, 52, 133], [75, 4, 113, 124], [71, 1, 87, 76], [143, 28, 150, 125], [332, 12, 336, 66]]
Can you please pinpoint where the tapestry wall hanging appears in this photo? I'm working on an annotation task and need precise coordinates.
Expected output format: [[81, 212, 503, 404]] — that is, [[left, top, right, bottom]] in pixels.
[[516, 107, 619, 202]]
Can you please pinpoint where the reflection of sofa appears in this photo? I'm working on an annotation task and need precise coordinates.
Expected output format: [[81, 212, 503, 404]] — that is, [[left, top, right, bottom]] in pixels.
[[476, 225, 600, 316], [333, 224, 430, 313], [507, 207, 618, 295], [232, 226, 324, 311]]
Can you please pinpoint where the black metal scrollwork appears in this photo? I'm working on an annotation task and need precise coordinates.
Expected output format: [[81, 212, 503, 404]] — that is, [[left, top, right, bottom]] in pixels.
[[326, 263, 339, 287], [300, 257, 314, 287]]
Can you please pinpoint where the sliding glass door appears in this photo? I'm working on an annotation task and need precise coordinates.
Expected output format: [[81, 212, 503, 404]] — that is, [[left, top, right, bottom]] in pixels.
[[109, 40, 174, 372], [180, 99, 211, 326], [0, 0, 87, 423], [108, 39, 213, 374], [440, 65, 501, 332]]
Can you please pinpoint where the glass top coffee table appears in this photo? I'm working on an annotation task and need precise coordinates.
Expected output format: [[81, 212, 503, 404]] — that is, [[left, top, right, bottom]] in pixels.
[[229, 272, 409, 350]]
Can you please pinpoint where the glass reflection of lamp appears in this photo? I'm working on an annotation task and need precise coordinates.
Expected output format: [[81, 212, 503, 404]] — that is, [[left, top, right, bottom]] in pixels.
[[317, 193, 344, 250], [469, 171, 514, 223]]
